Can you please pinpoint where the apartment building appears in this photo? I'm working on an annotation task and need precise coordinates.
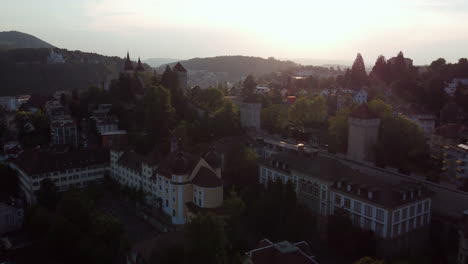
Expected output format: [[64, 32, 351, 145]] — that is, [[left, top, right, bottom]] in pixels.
[[9, 148, 109, 204], [443, 143, 468, 183]]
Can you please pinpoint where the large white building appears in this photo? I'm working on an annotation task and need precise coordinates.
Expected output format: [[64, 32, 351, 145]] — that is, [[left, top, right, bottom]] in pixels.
[[9, 149, 109, 204], [110, 148, 223, 224], [240, 101, 261, 131], [259, 152, 432, 241]]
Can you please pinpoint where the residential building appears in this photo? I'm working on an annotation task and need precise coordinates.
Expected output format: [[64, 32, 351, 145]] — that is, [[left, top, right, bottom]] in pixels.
[[240, 100, 261, 131], [110, 148, 223, 224], [336, 88, 368, 111], [353, 89, 368, 105], [442, 143, 468, 183], [0, 97, 19, 111], [50, 118, 78, 146], [430, 123, 468, 160], [347, 104, 380, 162], [255, 86, 271, 95], [445, 78, 468, 97], [397, 104, 436, 139], [0, 199, 24, 235], [102, 130, 128, 148], [9, 148, 109, 204], [96, 118, 119, 135], [244, 239, 319, 264], [47, 49, 65, 64]]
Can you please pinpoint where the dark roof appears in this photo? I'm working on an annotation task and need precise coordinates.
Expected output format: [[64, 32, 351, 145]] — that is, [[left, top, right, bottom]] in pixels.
[[185, 202, 225, 215], [204, 147, 221, 168], [192, 167, 222, 188], [132, 232, 185, 263], [116, 150, 161, 173], [156, 151, 199, 177], [12, 148, 109, 175], [124, 51, 133, 71], [349, 104, 378, 119], [172, 62, 187, 73], [136, 57, 145, 72], [265, 153, 353, 182], [435, 123, 468, 139], [246, 240, 318, 264]]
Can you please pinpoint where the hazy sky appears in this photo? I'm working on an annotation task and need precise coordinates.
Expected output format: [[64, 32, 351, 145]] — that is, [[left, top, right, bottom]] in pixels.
[[1, 0, 468, 65]]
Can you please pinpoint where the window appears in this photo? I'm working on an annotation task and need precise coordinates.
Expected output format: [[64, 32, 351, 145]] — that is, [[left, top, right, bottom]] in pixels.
[[172, 210, 175, 217], [424, 200, 429, 212], [402, 208, 408, 219], [393, 224, 399, 237], [335, 194, 341, 205], [165, 199, 168, 207], [198, 198, 201, 206], [364, 218, 372, 230], [313, 184, 319, 197], [365, 205, 373, 217], [417, 203, 422, 214], [410, 205, 415, 217], [353, 201, 362, 213], [353, 214, 361, 226], [344, 198, 351, 209], [416, 216, 421, 228], [394, 210, 400, 222], [375, 223, 384, 237], [300, 180, 307, 192], [321, 190, 326, 200], [376, 209, 384, 222], [261, 168, 266, 177]]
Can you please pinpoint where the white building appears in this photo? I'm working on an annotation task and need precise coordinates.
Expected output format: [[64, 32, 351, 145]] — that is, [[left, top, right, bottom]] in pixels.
[[9, 149, 109, 204], [353, 89, 368, 105], [110, 148, 223, 224], [445, 78, 468, 97], [259, 152, 432, 239], [50, 118, 78, 146], [240, 101, 261, 131], [255, 86, 271, 95], [443, 143, 468, 184], [0, 96, 20, 111], [47, 49, 65, 64]]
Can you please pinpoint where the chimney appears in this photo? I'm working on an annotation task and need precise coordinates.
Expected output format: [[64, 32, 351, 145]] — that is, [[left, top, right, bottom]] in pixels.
[[368, 191, 373, 199], [346, 184, 351, 192]]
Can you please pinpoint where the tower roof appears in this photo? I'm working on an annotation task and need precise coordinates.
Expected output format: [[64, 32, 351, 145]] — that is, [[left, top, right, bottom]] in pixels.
[[173, 62, 187, 73], [124, 51, 133, 71], [350, 104, 378, 119], [136, 57, 145, 72]]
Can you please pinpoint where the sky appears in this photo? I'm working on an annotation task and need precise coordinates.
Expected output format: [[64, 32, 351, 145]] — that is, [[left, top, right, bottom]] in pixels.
[[1, 0, 468, 65]]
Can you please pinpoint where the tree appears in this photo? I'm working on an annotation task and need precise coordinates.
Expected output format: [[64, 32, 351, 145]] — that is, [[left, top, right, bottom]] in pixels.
[[371, 55, 389, 83], [430, 58, 446, 72], [185, 213, 228, 264], [349, 53, 368, 89], [288, 96, 327, 129], [191, 87, 224, 112], [261, 104, 288, 133], [36, 178, 59, 210], [242, 74, 257, 99], [211, 100, 241, 138], [328, 107, 352, 153], [143, 85, 175, 144]]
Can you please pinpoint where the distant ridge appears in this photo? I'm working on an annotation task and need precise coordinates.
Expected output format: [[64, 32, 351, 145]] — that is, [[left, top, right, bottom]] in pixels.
[[0, 31, 54, 50], [144, 58, 179, 68], [159, 55, 297, 80]]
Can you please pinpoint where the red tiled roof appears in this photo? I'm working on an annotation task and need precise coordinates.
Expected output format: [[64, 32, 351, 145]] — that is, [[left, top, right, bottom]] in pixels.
[[349, 104, 378, 119]]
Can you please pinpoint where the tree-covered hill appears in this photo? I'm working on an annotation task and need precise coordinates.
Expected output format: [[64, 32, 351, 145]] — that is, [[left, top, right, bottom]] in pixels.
[[0, 48, 151, 96], [159, 56, 298, 80], [0, 31, 54, 50]]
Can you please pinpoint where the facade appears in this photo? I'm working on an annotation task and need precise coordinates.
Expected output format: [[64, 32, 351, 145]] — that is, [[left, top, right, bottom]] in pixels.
[[240, 101, 261, 131], [244, 239, 319, 264], [50, 119, 78, 146], [255, 86, 271, 95], [110, 148, 223, 224], [0, 200, 24, 235], [347, 104, 380, 162], [445, 78, 468, 97], [442, 143, 468, 183], [353, 89, 368, 105], [9, 148, 109, 204], [47, 49, 65, 64], [259, 151, 432, 256], [430, 123, 468, 160], [0, 96, 19, 111]]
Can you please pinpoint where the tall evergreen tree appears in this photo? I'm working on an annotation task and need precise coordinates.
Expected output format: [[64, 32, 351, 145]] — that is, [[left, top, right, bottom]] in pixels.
[[349, 53, 368, 89], [242, 74, 257, 99], [371, 55, 389, 83]]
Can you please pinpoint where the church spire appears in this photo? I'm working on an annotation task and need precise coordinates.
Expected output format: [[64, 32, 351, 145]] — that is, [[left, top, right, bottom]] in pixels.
[[124, 50, 133, 71]]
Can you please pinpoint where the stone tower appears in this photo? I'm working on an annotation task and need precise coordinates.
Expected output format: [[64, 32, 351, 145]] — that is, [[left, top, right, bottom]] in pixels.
[[240, 100, 261, 131], [347, 104, 380, 162]]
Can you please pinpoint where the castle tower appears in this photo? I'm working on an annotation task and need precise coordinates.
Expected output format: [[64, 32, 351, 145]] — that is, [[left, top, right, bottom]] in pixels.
[[136, 57, 145, 72], [240, 99, 262, 131], [347, 104, 380, 162], [124, 51, 133, 72], [172, 62, 188, 94]]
